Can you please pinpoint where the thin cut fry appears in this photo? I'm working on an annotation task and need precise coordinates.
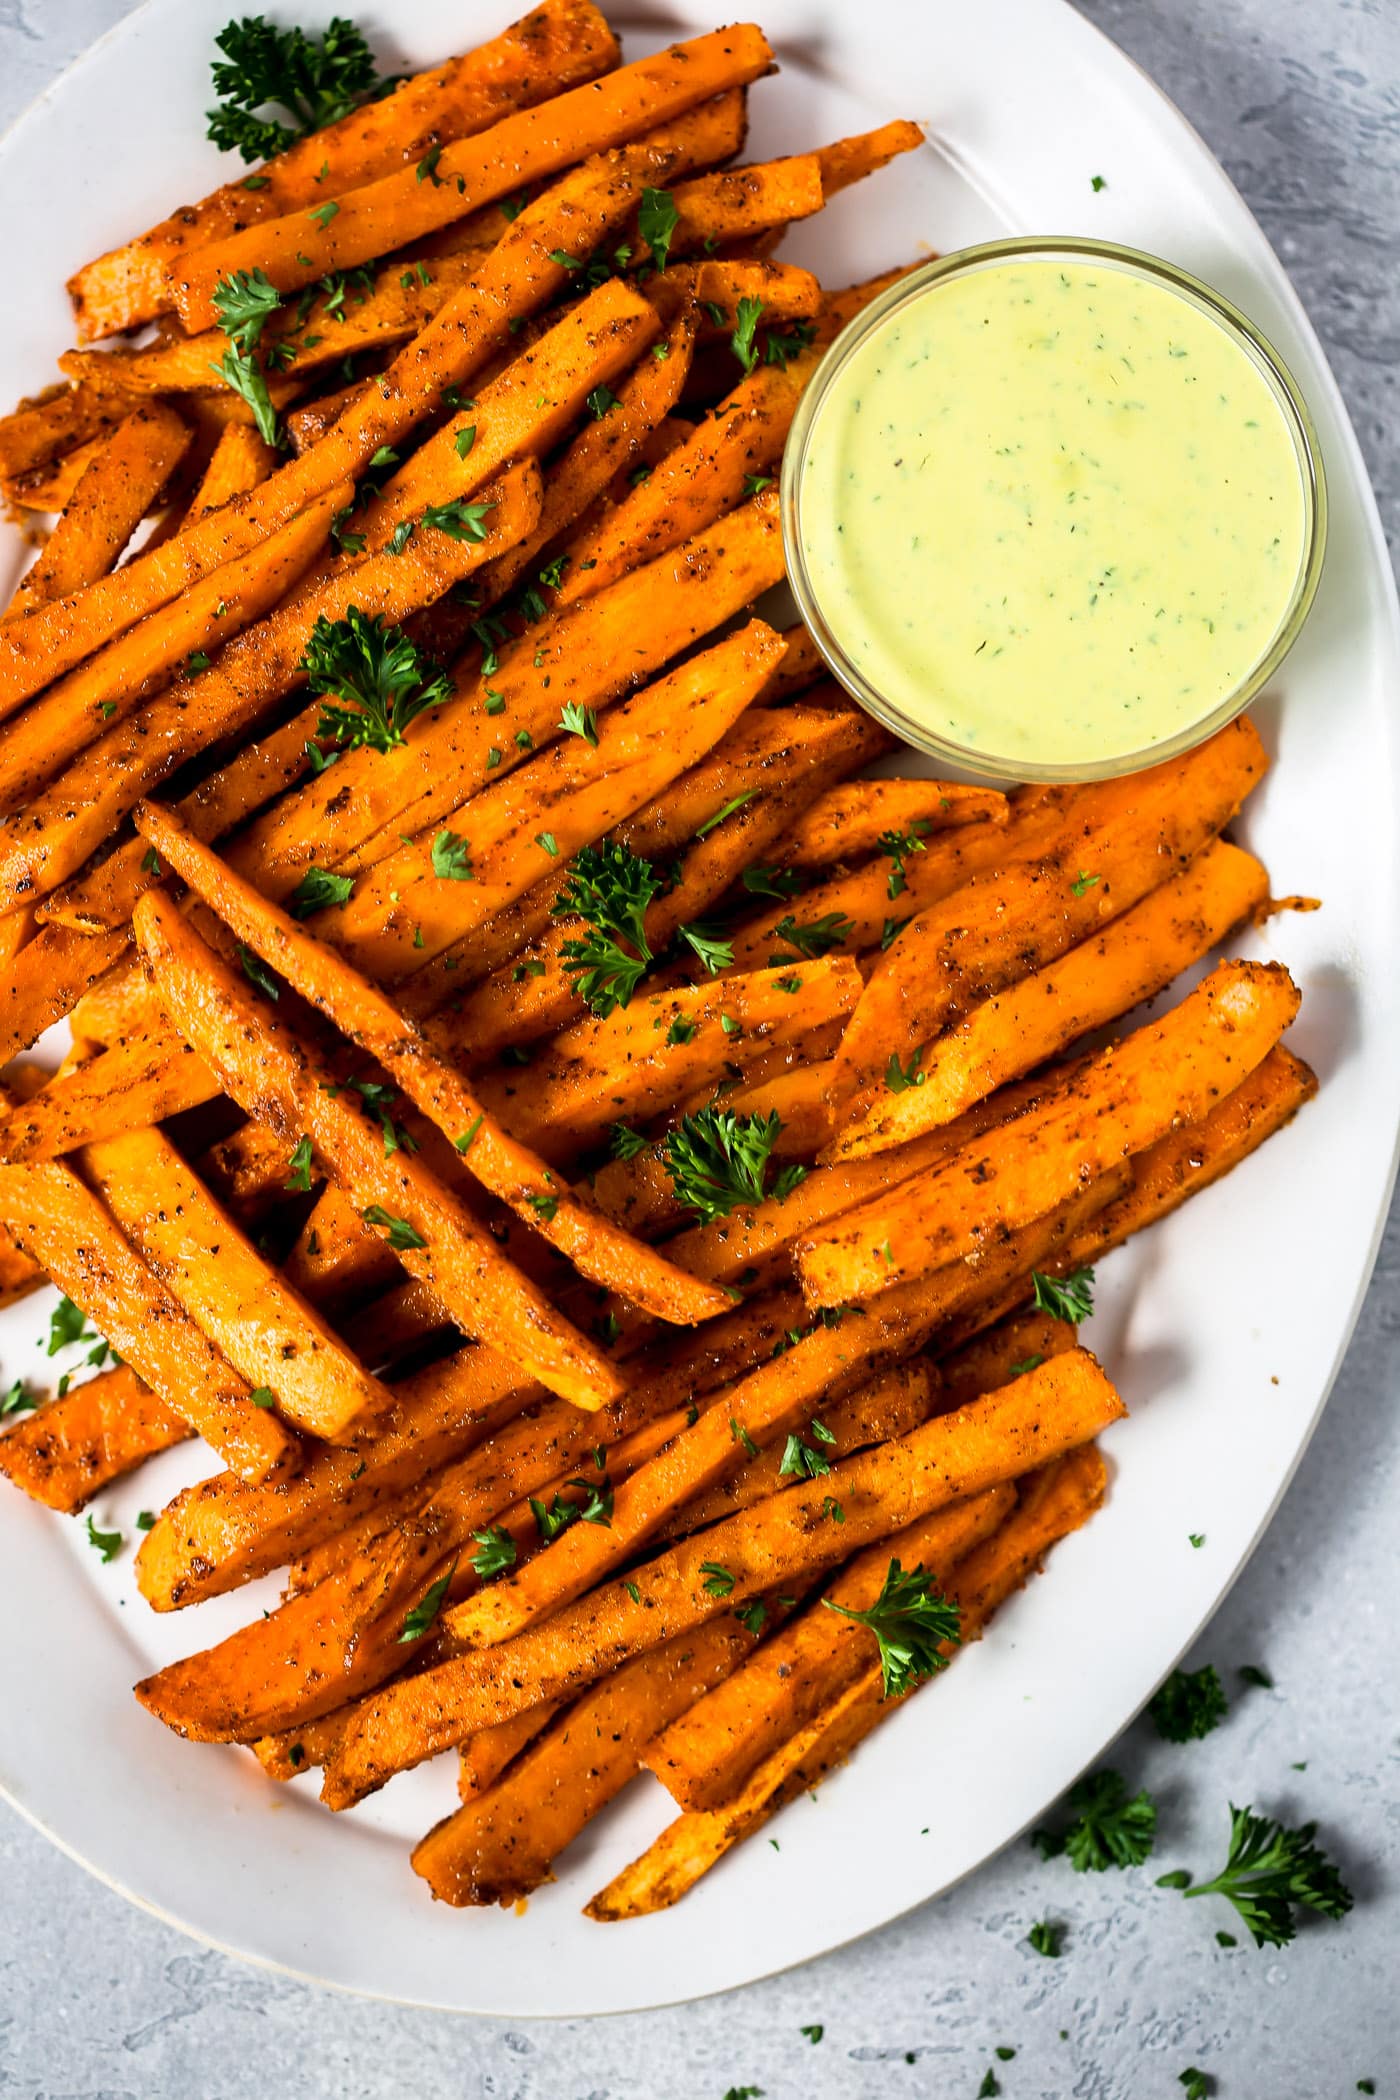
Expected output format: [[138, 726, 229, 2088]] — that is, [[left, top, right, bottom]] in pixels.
[[5, 403, 190, 614], [797, 958, 1301, 1306], [0, 1365, 190, 1514], [132, 887, 623, 1412], [322, 1351, 1124, 1802]]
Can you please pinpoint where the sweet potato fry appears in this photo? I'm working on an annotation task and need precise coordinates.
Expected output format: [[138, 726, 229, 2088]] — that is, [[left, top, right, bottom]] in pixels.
[[0, 1018, 211, 1164], [0, 464, 537, 915], [133, 888, 621, 1411], [182, 423, 277, 519], [82, 1125, 396, 1442], [458, 1707, 560, 1800], [4, 404, 189, 616], [832, 716, 1269, 1116], [469, 955, 861, 1160], [799, 958, 1301, 1307], [440, 701, 889, 1060], [0, 490, 334, 813], [232, 491, 785, 900], [136, 1344, 531, 1610], [645, 259, 821, 333], [1057, 1044, 1317, 1273], [653, 1360, 938, 1542], [67, 0, 621, 338], [323, 1351, 1124, 1802], [0, 381, 127, 480], [440, 1254, 1108, 1657], [770, 779, 1008, 872], [0, 923, 131, 1065], [643, 1485, 1012, 1811], [250, 1710, 353, 1785], [0, 103, 737, 718], [831, 839, 1270, 1160], [313, 619, 784, 981], [0, 1158, 299, 1483], [412, 1609, 775, 1906], [663, 154, 824, 260], [0, 1365, 190, 1513], [932, 1307, 1079, 1412], [585, 1445, 1105, 1919], [171, 28, 774, 329], [133, 799, 734, 1329]]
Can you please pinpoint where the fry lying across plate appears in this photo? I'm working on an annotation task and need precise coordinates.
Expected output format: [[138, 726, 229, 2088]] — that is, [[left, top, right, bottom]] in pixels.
[[0, 0, 1321, 1924]]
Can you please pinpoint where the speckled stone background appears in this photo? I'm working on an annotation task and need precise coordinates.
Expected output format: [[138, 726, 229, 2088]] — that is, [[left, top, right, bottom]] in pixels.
[[2, 3, 1397, 2095]]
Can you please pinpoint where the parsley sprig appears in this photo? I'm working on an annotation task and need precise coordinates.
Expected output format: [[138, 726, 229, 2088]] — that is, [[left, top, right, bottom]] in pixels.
[[665, 1108, 807, 1223], [1030, 1266, 1095, 1323], [822, 1558, 962, 1699], [552, 842, 660, 1016], [206, 14, 380, 163], [302, 607, 452, 754], [1032, 1769, 1158, 1871], [1150, 1664, 1228, 1743], [1179, 1803, 1353, 1948], [211, 268, 285, 446]]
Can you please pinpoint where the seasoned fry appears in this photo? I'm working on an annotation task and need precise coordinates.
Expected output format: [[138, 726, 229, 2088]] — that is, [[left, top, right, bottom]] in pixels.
[[132, 887, 622, 1411], [830, 838, 1269, 1158], [643, 1486, 1011, 1810], [770, 778, 1007, 871], [67, 0, 623, 338], [322, 1351, 1124, 1802], [413, 1610, 774, 1906], [0, 1021, 212, 1165], [5, 403, 190, 616], [833, 716, 1268, 1115], [585, 1444, 1105, 1919], [171, 29, 775, 328], [0, 1365, 190, 1514], [798, 958, 1301, 1306], [232, 491, 785, 900], [0, 489, 334, 813], [0, 923, 131, 1066], [0, 1157, 300, 1483], [133, 798, 735, 1328], [82, 1125, 397, 1441]]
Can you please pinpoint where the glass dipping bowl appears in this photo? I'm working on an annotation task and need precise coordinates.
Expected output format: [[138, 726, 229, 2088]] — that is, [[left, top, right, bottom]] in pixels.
[[780, 237, 1327, 783]]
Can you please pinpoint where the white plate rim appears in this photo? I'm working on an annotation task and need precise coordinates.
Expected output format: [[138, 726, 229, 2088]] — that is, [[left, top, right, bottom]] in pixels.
[[0, 0, 1396, 2016]]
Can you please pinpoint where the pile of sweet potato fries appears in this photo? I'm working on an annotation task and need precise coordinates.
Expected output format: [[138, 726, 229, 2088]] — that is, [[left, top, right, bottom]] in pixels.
[[0, 2, 1312, 1918]]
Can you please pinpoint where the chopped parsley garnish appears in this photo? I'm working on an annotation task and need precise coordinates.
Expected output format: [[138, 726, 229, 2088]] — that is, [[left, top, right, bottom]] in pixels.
[[416, 144, 445, 186], [1178, 2072, 1210, 2100], [552, 842, 659, 1015], [48, 1296, 94, 1356], [85, 1515, 123, 1562], [430, 829, 473, 882], [770, 911, 852, 960], [1071, 869, 1100, 897], [421, 497, 494, 542], [735, 1599, 767, 1635], [1032, 1769, 1157, 1870], [469, 1526, 517, 1580], [205, 14, 379, 162], [800, 2026, 823, 2045], [696, 789, 756, 840], [880, 820, 929, 898], [731, 294, 764, 373], [741, 863, 800, 902], [212, 267, 281, 355], [248, 1386, 276, 1408], [701, 1562, 736, 1598], [1091, 173, 1108, 193], [140, 846, 162, 876], [1026, 1919, 1063, 1958], [361, 1205, 426, 1252], [303, 607, 452, 754], [1239, 1663, 1274, 1690], [237, 943, 280, 1000], [609, 1122, 649, 1161], [210, 342, 281, 447], [283, 1135, 315, 1191], [730, 1417, 759, 1458], [678, 922, 734, 976], [398, 1559, 457, 1642], [665, 1108, 806, 1222], [638, 186, 679, 272], [559, 700, 599, 745], [764, 320, 817, 369], [1178, 1802, 1353, 1947], [454, 424, 477, 460], [1030, 1266, 1095, 1323], [1150, 1664, 1228, 1743], [822, 1558, 961, 1699], [0, 1378, 37, 1417], [308, 199, 339, 229], [885, 1049, 925, 1093], [288, 864, 355, 917], [530, 1474, 614, 1542], [586, 384, 621, 419], [880, 915, 911, 951], [667, 1015, 697, 1045], [779, 1419, 836, 1481]]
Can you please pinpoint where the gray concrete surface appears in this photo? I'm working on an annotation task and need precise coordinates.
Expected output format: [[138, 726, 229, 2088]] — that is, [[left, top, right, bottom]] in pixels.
[[1, 2, 1397, 2094]]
